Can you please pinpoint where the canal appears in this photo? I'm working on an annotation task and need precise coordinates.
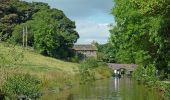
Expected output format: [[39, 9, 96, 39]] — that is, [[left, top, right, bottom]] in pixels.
[[43, 77, 163, 100]]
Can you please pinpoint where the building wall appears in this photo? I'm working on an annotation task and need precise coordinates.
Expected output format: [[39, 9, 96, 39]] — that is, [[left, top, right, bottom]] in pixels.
[[76, 50, 97, 58]]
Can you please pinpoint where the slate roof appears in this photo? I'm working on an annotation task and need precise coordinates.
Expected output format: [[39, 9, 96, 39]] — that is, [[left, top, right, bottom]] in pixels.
[[73, 44, 97, 51]]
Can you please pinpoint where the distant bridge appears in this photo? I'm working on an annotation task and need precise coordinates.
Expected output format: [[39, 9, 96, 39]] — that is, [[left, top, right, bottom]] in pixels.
[[108, 63, 137, 71]]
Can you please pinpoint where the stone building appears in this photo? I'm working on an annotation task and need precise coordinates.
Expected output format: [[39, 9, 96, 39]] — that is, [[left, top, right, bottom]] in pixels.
[[73, 44, 97, 58]]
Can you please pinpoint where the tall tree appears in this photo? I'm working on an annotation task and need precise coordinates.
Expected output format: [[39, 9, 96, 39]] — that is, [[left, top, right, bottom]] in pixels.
[[110, 0, 170, 74], [11, 2, 79, 59], [0, 0, 37, 40]]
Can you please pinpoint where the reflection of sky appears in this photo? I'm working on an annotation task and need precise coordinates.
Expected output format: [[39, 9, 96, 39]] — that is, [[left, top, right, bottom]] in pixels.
[[25, 0, 115, 44]]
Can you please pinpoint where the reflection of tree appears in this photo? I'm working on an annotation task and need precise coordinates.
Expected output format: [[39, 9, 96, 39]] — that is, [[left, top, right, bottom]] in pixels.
[[67, 93, 74, 100]]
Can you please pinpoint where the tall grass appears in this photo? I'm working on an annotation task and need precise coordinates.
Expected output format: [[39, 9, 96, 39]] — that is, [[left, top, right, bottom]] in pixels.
[[0, 43, 78, 99], [0, 43, 113, 99], [78, 57, 113, 84]]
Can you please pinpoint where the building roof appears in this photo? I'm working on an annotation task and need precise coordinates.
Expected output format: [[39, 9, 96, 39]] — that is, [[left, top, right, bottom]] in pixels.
[[73, 44, 97, 51]]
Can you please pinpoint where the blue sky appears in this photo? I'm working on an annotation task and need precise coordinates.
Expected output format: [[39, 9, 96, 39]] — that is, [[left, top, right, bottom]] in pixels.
[[25, 0, 115, 44]]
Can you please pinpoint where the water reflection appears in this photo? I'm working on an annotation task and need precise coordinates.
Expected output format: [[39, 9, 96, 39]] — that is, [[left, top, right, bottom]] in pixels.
[[43, 77, 163, 100], [114, 78, 119, 92]]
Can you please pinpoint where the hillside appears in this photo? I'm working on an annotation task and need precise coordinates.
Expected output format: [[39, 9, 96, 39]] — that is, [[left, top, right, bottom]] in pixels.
[[0, 43, 79, 98], [0, 43, 78, 73], [0, 43, 113, 99]]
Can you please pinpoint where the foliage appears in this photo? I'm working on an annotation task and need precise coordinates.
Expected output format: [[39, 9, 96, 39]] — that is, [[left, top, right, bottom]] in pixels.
[[10, 22, 34, 46], [165, 84, 170, 99], [95, 65, 113, 78], [0, 43, 78, 99], [110, 0, 170, 79], [78, 64, 95, 84], [133, 65, 145, 81], [1, 0, 79, 59], [0, 43, 24, 67], [70, 54, 81, 63], [78, 57, 98, 84], [0, 0, 38, 41], [133, 64, 157, 85], [3, 73, 42, 99], [83, 57, 98, 68], [31, 9, 78, 58], [95, 43, 116, 63], [144, 64, 157, 84]]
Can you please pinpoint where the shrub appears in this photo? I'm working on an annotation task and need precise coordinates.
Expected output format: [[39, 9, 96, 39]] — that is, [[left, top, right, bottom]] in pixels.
[[166, 84, 170, 99], [82, 57, 98, 68], [3, 73, 42, 99], [0, 43, 24, 67], [70, 55, 81, 63], [78, 64, 95, 84], [133, 65, 145, 81], [133, 64, 157, 84], [78, 57, 98, 84], [96, 66, 113, 78], [144, 64, 157, 83]]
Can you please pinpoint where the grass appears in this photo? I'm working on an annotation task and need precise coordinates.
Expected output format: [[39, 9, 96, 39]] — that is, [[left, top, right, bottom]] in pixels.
[[0, 42, 79, 98], [0, 43, 78, 73], [95, 66, 113, 79], [0, 43, 113, 99], [22, 50, 78, 73]]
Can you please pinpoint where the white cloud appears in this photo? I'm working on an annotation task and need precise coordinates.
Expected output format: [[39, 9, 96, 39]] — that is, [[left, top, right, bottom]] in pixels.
[[24, 0, 115, 44], [76, 20, 111, 44]]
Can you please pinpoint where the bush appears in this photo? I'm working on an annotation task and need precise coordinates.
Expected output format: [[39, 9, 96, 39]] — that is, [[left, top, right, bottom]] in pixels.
[[70, 55, 81, 63], [82, 57, 98, 68], [144, 64, 157, 82], [78, 64, 95, 84], [78, 58, 112, 84], [133, 65, 145, 80], [96, 66, 113, 78], [78, 57, 98, 84], [0, 43, 24, 67], [3, 73, 42, 99], [133, 64, 157, 84], [165, 84, 170, 99]]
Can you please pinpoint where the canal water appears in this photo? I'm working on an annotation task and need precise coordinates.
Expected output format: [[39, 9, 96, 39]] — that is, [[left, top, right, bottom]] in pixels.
[[43, 77, 163, 100]]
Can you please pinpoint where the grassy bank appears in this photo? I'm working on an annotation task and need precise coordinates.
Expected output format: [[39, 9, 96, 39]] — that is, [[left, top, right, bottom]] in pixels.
[[0, 43, 113, 99], [0, 43, 79, 99], [133, 65, 170, 99]]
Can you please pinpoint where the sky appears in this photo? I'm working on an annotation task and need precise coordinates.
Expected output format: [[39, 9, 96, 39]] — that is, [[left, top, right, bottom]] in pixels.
[[25, 0, 115, 44]]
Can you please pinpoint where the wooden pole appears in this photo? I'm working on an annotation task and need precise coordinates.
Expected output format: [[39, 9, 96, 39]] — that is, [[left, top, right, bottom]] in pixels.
[[26, 26, 28, 48], [23, 27, 25, 47]]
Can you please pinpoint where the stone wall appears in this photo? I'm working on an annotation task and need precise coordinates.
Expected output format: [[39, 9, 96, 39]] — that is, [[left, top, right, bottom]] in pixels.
[[76, 50, 97, 58]]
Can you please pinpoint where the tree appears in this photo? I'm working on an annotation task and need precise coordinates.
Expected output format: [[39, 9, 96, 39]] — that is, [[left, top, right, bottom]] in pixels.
[[0, 0, 37, 41], [110, 0, 170, 77], [11, 2, 79, 59], [95, 43, 116, 63]]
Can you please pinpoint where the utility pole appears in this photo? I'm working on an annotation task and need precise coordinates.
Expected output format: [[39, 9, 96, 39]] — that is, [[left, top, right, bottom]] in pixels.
[[25, 26, 28, 48], [22, 27, 25, 47], [23, 12, 29, 48], [22, 26, 28, 48]]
